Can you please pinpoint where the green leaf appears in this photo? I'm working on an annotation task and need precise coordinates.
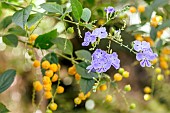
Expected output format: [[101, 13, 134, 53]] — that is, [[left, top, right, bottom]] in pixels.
[[157, 20, 170, 31], [150, 27, 157, 40], [75, 62, 98, 79], [0, 103, 10, 113], [40, 2, 63, 14], [156, 39, 163, 52], [151, 0, 168, 10], [0, 16, 12, 30], [41, 52, 58, 75], [126, 24, 142, 32], [164, 5, 170, 13], [140, 6, 153, 21], [52, 38, 73, 55], [0, 69, 16, 93], [12, 5, 32, 29], [81, 8, 91, 22], [34, 29, 58, 49], [70, 0, 83, 20], [27, 13, 43, 28], [2, 34, 18, 47], [75, 50, 91, 61], [80, 78, 95, 94], [8, 26, 26, 36]]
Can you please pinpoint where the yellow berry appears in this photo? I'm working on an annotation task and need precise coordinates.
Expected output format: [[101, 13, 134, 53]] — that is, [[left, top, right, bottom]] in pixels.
[[74, 97, 82, 105], [99, 84, 107, 91], [157, 74, 164, 81], [43, 76, 51, 85], [78, 92, 86, 100], [68, 65, 76, 75], [57, 64, 61, 70], [29, 34, 38, 43], [156, 16, 163, 22], [160, 61, 168, 69], [130, 6, 136, 13], [45, 70, 54, 78], [46, 109, 52, 113], [165, 70, 170, 76], [138, 5, 145, 13], [33, 81, 43, 92], [150, 21, 158, 27], [44, 84, 52, 91], [144, 94, 151, 101], [105, 95, 113, 102], [113, 73, 123, 81], [56, 86, 64, 94], [42, 60, 51, 70], [50, 103, 58, 111], [155, 67, 161, 74], [33, 60, 40, 68], [122, 71, 129, 78], [144, 86, 152, 94], [157, 30, 163, 38], [44, 91, 52, 99], [52, 74, 58, 82], [75, 73, 81, 80], [85, 92, 91, 98], [118, 68, 124, 74], [151, 58, 158, 65], [49, 64, 58, 72]]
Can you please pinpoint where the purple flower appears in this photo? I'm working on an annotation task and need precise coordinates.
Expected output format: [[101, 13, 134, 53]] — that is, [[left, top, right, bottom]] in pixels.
[[82, 31, 96, 46], [134, 41, 158, 67], [105, 6, 115, 14], [86, 49, 120, 73], [92, 27, 108, 39], [133, 41, 150, 52]]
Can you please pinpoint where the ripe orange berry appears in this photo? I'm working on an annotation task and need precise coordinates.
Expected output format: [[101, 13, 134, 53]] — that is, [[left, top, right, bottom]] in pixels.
[[74, 97, 82, 105], [130, 6, 136, 13], [42, 60, 50, 70], [144, 86, 152, 94], [33, 60, 40, 68], [75, 73, 81, 80], [150, 21, 158, 27], [29, 34, 38, 43], [138, 5, 145, 13], [44, 91, 52, 99], [43, 76, 51, 85], [50, 103, 58, 111], [99, 84, 107, 91], [57, 64, 61, 69], [33, 81, 43, 92], [44, 84, 52, 91], [56, 86, 64, 94], [78, 92, 86, 100], [113, 73, 123, 81], [105, 95, 113, 102], [49, 64, 58, 72], [85, 92, 91, 98], [144, 37, 154, 46], [135, 34, 143, 41], [45, 70, 54, 78], [52, 74, 58, 82], [157, 30, 163, 38], [68, 65, 76, 75], [160, 61, 168, 69]]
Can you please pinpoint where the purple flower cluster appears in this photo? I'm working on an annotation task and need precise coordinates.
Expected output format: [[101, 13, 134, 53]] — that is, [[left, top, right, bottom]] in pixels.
[[82, 27, 108, 46], [86, 49, 120, 73], [133, 41, 157, 67], [105, 6, 115, 14]]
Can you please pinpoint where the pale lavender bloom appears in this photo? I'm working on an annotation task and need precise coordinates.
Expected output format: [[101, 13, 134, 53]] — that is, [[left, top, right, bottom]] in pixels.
[[92, 27, 108, 39], [82, 31, 96, 46], [133, 41, 150, 52], [105, 6, 115, 14], [86, 49, 120, 73], [136, 48, 157, 67]]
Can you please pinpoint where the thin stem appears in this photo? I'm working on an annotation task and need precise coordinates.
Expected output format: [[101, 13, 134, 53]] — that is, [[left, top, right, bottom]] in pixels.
[[30, 17, 44, 35]]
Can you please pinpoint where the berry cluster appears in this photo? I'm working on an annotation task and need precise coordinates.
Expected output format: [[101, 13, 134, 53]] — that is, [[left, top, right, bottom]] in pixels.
[[68, 65, 81, 80]]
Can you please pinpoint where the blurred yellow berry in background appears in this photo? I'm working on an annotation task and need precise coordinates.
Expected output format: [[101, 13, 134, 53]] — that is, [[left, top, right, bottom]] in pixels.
[[144, 86, 152, 94], [78, 92, 86, 100], [138, 5, 145, 13], [33, 81, 43, 92], [56, 86, 64, 94], [33, 60, 40, 68], [99, 84, 107, 91], [155, 67, 161, 74], [105, 95, 113, 102], [52, 74, 58, 82], [74, 97, 82, 105], [144, 94, 151, 101], [42, 60, 51, 70], [75, 73, 81, 80], [29, 34, 38, 43], [122, 71, 129, 78], [45, 70, 54, 78], [50, 103, 58, 111], [68, 65, 76, 75], [44, 91, 52, 99], [114, 73, 123, 81], [129, 6, 137, 13], [157, 74, 164, 81]]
